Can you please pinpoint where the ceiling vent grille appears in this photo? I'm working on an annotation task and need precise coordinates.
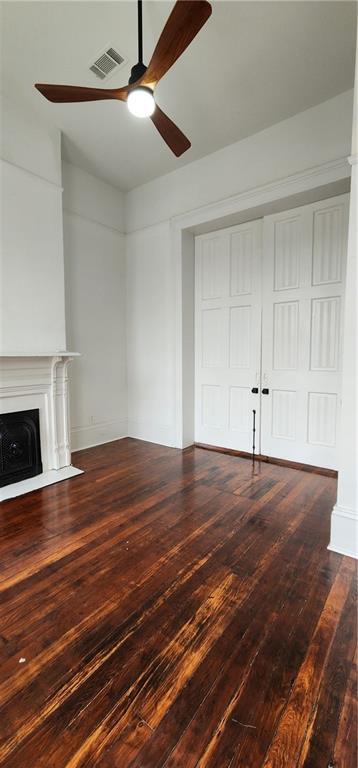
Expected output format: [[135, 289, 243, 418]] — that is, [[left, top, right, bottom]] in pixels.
[[90, 47, 125, 81]]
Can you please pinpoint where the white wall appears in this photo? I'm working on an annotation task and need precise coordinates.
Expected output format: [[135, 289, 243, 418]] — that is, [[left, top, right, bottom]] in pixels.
[[1, 93, 61, 185], [126, 222, 177, 446], [0, 93, 66, 352], [125, 91, 354, 447], [63, 161, 125, 234], [63, 163, 127, 450]]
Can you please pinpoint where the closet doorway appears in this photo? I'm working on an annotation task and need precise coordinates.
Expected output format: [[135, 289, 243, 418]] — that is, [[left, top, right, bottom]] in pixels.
[[194, 194, 348, 470]]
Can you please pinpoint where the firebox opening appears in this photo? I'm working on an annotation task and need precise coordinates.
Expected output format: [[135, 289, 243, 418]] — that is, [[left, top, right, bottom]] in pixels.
[[0, 409, 43, 488]]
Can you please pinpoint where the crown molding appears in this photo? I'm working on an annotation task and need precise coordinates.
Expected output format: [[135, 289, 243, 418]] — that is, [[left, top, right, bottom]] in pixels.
[[1, 156, 63, 191], [63, 207, 125, 236], [171, 157, 350, 232]]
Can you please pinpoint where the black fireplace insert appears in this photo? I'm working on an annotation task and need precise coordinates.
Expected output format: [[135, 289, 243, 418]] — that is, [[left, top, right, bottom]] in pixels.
[[0, 409, 43, 488]]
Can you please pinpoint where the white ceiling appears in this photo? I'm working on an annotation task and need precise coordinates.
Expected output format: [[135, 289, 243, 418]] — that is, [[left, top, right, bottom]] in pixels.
[[2, 1, 356, 191]]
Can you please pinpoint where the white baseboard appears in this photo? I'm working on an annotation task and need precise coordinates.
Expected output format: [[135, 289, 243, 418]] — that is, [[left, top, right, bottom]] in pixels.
[[71, 418, 128, 451], [71, 417, 177, 452], [127, 418, 176, 448], [0, 466, 83, 502], [328, 504, 358, 560]]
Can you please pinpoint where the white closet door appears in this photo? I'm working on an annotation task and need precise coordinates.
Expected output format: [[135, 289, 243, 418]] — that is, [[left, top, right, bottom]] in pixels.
[[195, 220, 262, 452], [261, 195, 349, 470]]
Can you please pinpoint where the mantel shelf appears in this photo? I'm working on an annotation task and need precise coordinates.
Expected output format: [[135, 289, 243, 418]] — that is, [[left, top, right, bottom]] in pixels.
[[0, 351, 81, 358]]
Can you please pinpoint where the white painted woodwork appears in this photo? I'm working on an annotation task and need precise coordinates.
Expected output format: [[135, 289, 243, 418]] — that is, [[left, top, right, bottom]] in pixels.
[[194, 194, 348, 468], [329, 50, 358, 558], [195, 220, 262, 452], [261, 194, 349, 469], [0, 354, 82, 502]]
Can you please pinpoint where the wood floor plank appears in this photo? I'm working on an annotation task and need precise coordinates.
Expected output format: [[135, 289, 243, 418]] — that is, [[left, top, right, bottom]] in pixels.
[[0, 495, 245, 762], [300, 575, 357, 767], [131, 549, 322, 765], [333, 647, 358, 768], [154, 488, 338, 768], [261, 560, 355, 768], [0, 439, 356, 768]]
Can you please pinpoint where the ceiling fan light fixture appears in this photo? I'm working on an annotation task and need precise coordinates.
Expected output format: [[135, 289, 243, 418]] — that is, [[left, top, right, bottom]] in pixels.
[[127, 86, 155, 118]]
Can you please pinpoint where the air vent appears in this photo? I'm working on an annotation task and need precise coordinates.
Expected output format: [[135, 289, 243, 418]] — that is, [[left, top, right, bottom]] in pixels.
[[89, 47, 125, 81]]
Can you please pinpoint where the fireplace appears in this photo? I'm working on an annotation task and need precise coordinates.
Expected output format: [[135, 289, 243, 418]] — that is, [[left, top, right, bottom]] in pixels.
[[0, 354, 83, 501], [0, 409, 43, 487]]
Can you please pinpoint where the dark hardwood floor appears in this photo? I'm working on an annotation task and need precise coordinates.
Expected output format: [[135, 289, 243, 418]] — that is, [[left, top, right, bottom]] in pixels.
[[0, 438, 356, 768]]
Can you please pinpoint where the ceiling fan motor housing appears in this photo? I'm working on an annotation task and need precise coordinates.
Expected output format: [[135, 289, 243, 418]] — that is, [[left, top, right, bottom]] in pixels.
[[129, 62, 148, 85]]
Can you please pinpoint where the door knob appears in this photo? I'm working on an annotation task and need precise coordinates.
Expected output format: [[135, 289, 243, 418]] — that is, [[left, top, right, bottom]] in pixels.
[[262, 388, 269, 395], [251, 387, 259, 394]]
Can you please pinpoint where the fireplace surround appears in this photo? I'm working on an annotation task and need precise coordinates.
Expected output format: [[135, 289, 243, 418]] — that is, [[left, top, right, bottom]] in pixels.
[[0, 354, 82, 501]]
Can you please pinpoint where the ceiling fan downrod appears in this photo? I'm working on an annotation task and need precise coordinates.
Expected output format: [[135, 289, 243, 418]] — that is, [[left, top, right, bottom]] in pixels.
[[129, 0, 147, 84], [138, 0, 143, 64]]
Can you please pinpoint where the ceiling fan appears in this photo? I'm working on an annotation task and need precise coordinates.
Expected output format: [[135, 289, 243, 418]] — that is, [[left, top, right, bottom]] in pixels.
[[35, 0, 212, 157]]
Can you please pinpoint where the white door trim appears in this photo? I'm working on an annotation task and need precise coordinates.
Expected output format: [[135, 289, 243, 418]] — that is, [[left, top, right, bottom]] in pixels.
[[171, 156, 351, 449]]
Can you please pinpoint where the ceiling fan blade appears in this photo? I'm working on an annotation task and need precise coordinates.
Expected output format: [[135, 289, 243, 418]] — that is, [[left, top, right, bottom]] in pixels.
[[151, 104, 191, 157], [142, 0, 212, 87], [35, 83, 129, 103]]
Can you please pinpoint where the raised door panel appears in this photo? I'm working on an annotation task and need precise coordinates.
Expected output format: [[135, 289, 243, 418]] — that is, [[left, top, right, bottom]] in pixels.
[[229, 387, 251, 433], [271, 390, 296, 441], [202, 308, 226, 368], [202, 385, 225, 430], [312, 204, 346, 286], [274, 216, 301, 291], [230, 229, 254, 296], [195, 220, 262, 452], [307, 392, 337, 447], [261, 194, 348, 470], [310, 297, 340, 371], [229, 306, 251, 369], [273, 301, 299, 370], [201, 236, 228, 299]]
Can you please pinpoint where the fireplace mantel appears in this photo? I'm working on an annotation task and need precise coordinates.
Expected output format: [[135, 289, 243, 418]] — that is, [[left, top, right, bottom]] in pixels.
[[0, 352, 80, 357], [0, 353, 83, 501]]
